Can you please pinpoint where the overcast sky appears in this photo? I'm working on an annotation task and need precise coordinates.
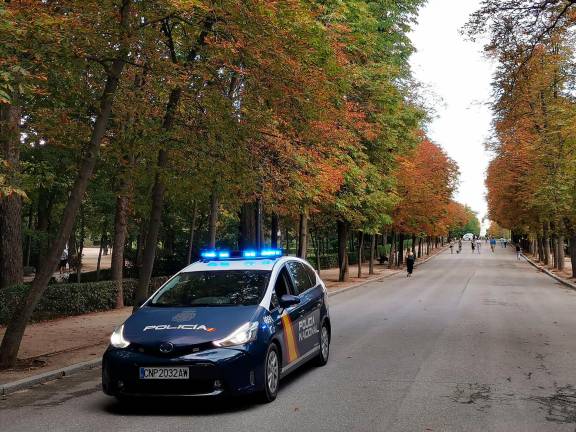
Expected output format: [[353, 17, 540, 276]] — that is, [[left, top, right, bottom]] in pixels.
[[409, 0, 495, 226]]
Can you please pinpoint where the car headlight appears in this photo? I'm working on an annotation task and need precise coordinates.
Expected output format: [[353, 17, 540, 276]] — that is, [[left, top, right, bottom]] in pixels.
[[110, 324, 130, 348], [213, 321, 259, 347]]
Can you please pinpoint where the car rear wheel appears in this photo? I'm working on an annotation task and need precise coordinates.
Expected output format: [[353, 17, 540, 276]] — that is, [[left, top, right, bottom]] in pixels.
[[261, 344, 280, 403], [315, 323, 330, 366]]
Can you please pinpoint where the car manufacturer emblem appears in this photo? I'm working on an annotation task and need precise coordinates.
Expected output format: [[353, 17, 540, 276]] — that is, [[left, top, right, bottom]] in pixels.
[[159, 342, 174, 353], [172, 311, 196, 322]]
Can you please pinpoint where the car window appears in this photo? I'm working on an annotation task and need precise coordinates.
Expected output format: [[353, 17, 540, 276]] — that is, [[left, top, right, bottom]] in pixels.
[[270, 267, 293, 309], [286, 261, 313, 295], [304, 264, 317, 287], [149, 270, 270, 307]]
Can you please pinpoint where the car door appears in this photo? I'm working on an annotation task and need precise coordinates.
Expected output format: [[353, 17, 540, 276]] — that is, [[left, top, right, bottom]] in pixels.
[[269, 265, 301, 366], [286, 261, 321, 357]]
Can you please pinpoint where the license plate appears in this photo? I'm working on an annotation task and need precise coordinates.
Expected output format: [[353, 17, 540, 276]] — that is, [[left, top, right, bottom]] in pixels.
[[139, 367, 189, 380]]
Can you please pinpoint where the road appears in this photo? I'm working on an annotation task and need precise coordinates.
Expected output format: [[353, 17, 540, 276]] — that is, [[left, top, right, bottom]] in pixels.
[[2, 245, 576, 431]]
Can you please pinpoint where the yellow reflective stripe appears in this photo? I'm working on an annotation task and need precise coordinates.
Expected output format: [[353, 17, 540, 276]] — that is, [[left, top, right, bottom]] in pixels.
[[281, 313, 299, 363]]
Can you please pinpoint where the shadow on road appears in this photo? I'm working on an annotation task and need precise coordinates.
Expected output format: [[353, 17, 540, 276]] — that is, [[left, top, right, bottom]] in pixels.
[[100, 361, 316, 416]]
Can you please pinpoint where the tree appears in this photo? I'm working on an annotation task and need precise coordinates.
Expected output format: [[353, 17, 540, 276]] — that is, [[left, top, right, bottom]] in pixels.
[[0, 0, 135, 368]]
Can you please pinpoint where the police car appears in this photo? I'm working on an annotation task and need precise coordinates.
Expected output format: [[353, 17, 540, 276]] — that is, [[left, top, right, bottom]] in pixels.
[[102, 249, 331, 402]]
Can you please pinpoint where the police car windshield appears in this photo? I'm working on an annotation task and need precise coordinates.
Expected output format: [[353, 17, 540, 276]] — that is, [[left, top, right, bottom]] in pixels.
[[149, 270, 271, 307]]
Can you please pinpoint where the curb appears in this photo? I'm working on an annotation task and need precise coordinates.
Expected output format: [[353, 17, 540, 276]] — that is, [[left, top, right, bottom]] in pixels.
[[521, 254, 576, 291], [328, 270, 403, 297], [328, 246, 447, 297], [1, 248, 448, 397], [0, 358, 101, 396]]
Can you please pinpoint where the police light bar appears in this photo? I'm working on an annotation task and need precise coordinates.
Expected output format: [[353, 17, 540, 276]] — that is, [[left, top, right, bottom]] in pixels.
[[200, 248, 283, 261]]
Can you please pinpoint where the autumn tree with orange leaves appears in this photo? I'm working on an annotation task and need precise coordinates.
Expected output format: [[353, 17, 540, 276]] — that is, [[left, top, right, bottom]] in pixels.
[[470, 2, 576, 277], [391, 139, 460, 264], [0, 0, 471, 368]]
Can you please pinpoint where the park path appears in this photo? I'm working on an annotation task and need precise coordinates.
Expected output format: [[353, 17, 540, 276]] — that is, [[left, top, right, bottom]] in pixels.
[[4, 244, 575, 431]]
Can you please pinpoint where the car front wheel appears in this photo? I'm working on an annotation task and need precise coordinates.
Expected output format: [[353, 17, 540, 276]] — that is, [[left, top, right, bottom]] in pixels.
[[261, 343, 280, 402]]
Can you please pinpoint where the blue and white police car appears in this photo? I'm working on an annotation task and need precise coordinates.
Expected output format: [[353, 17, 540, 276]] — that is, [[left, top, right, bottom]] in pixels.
[[102, 249, 331, 402]]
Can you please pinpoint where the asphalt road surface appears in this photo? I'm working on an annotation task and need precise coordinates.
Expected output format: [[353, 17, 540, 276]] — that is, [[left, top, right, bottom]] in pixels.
[[2, 245, 576, 431]]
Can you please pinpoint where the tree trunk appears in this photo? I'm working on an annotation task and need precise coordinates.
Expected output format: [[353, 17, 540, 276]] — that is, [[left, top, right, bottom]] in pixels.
[[543, 222, 551, 265], [537, 234, 544, 262], [255, 198, 263, 250], [357, 231, 364, 278], [239, 202, 257, 250], [0, 101, 23, 289], [135, 220, 146, 272], [135, 148, 168, 309], [398, 233, 405, 268], [271, 213, 279, 248], [337, 221, 348, 282], [315, 230, 321, 275], [96, 233, 104, 282], [186, 201, 198, 265], [557, 235, 565, 271], [297, 209, 308, 259], [35, 187, 53, 266], [418, 237, 422, 258], [570, 235, 576, 278], [0, 0, 132, 369], [388, 231, 396, 269], [77, 207, 86, 283], [112, 193, 129, 308], [25, 205, 33, 268], [207, 190, 219, 248], [369, 234, 375, 275], [382, 231, 388, 262]]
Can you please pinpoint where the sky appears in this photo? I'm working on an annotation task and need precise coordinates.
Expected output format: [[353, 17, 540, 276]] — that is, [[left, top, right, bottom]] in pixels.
[[409, 0, 495, 229]]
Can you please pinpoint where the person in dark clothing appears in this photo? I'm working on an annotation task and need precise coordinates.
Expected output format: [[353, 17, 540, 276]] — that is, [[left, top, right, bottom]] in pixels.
[[406, 250, 416, 277]]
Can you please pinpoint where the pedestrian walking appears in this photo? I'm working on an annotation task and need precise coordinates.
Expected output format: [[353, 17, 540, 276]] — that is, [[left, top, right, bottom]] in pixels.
[[449, 241, 454, 254], [504, 239, 508, 248], [59, 249, 68, 274], [516, 244, 522, 260], [476, 238, 481, 254], [458, 239, 462, 254], [471, 241, 475, 253], [406, 250, 415, 277], [490, 237, 496, 252]]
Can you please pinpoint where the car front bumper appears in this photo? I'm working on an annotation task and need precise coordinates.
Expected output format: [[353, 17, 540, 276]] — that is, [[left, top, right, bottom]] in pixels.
[[102, 346, 264, 397]]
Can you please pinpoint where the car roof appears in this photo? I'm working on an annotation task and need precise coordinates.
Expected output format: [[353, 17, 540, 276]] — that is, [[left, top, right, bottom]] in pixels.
[[180, 256, 299, 273]]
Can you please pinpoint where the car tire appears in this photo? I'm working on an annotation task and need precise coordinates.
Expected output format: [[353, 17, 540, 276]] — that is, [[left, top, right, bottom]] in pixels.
[[315, 323, 330, 366], [261, 343, 280, 403]]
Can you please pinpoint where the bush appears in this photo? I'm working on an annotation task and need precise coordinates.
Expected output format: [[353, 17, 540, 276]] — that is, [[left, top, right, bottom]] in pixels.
[[0, 276, 169, 325], [308, 252, 359, 270]]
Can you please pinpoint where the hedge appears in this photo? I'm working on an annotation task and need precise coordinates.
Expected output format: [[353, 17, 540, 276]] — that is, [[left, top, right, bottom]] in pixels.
[[308, 252, 360, 270], [0, 276, 169, 325]]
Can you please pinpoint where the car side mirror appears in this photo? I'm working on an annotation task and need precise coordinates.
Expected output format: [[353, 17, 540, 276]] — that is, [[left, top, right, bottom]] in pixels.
[[279, 294, 300, 308]]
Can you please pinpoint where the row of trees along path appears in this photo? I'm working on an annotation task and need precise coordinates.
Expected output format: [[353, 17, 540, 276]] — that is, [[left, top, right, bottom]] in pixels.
[[0, 1, 475, 368], [467, 0, 576, 277]]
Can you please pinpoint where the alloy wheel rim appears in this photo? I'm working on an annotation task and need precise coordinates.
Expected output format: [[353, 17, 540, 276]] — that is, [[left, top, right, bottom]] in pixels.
[[321, 327, 329, 359], [267, 350, 279, 393]]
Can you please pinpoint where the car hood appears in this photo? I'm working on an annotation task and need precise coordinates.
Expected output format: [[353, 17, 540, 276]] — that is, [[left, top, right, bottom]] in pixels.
[[122, 305, 263, 347]]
